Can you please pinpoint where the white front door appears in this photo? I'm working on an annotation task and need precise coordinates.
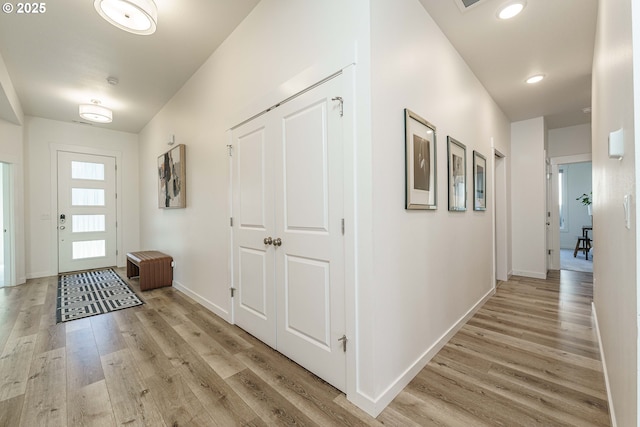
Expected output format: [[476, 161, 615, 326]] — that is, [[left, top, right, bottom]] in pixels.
[[232, 75, 346, 391], [57, 152, 117, 273]]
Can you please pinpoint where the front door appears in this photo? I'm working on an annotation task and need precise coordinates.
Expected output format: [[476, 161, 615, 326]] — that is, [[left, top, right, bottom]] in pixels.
[[232, 75, 346, 391], [57, 152, 117, 273]]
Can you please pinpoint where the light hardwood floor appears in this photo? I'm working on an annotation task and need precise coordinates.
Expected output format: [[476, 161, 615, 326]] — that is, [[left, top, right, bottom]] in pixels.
[[0, 269, 610, 426]]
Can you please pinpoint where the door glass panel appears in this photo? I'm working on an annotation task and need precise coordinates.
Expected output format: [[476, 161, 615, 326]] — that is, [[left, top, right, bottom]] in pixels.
[[72, 161, 105, 181], [72, 188, 105, 206], [72, 215, 105, 232], [72, 240, 105, 259]]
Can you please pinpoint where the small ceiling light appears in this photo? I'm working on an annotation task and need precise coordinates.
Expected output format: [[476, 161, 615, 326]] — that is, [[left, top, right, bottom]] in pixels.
[[79, 100, 113, 123], [526, 74, 545, 84], [106, 76, 119, 86], [497, 1, 526, 20], [94, 0, 157, 35]]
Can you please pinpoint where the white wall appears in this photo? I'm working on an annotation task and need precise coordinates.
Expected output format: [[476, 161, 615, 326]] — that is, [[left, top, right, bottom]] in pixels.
[[548, 123, 592, 158], [367, 0, 510, 412], [0, 118, 25, 284], [138, 0, 374, 412], [592, 0, 637, 425], [511, 117, 547, 278], [559, 162, 592, 249], [24, 116, 140, 278]]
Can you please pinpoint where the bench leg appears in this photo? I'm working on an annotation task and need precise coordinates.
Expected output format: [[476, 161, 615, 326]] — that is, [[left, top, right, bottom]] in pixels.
[[127, 259, 139, 278]]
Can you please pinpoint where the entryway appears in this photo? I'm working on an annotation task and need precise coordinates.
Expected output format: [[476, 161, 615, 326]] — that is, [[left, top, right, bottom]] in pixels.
[[231, 74, 346, 391], [57, 151, 117, 273], [0, 162, 14, 287]]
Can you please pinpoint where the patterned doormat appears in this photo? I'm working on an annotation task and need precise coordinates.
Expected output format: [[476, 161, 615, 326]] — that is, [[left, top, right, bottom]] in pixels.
[[56, 268, 143, 323]]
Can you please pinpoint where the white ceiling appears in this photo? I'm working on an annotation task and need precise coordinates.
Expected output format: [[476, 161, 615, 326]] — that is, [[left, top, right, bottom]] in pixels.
[[0, 0, 596, 133], [0, 0, 260, 133], [419, 0, 598, 129]]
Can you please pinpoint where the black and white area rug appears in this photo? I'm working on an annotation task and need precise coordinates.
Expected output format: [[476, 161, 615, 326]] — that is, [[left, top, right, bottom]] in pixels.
[[56, 268, 143, 323]]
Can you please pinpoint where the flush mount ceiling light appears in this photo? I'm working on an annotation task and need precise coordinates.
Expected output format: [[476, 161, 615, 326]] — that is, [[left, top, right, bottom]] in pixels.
[[94, 0, 157, 35], [497, 1, 526, 20], [79, 100, 113, 123], [526, 74, 545, 84]]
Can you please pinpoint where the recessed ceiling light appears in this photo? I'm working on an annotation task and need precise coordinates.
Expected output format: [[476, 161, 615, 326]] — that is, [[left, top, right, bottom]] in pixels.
[[526, 74, 545, 84], [94, 0, 157, 35], [497, 1, 526, 20]]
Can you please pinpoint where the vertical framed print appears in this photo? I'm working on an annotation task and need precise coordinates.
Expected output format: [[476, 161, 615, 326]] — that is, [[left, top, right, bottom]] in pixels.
[[158, 144, 186, 208], [405, 109, 437, 210], [473, 151, 487, 211], [447, 136, 466, 211]]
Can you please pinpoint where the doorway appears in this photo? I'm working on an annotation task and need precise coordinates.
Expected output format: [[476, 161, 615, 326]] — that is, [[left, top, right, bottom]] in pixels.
[[57, 151, 117, 273], [231, 75, 346, 391], [549, 155, 592, 272], [0, 162, 14, 287], [494, 149, 508, 282]]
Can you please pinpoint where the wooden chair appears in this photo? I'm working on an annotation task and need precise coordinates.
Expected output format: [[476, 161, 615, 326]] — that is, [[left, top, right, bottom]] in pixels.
[[573, 236, 592, 260]]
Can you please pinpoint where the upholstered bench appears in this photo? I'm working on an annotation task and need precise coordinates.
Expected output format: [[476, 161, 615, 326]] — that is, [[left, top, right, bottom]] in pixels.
[[126, 251, 173, 291]]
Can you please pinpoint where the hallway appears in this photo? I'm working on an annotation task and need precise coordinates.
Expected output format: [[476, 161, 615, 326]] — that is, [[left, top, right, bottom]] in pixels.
[[0, 269, 609, 425]]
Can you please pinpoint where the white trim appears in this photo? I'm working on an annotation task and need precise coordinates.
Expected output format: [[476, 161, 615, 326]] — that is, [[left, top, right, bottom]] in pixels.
[[592, 302, 616, 427], [49, 143, 124, 273], [550, 153, 592, 165], [512, 269, 547, 279], [173, 280, 231, 323], [350, 287, 496, 417]]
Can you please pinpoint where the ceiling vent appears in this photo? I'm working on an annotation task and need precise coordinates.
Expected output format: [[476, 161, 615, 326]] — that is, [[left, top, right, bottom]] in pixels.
[[453, 0, 487, 13]]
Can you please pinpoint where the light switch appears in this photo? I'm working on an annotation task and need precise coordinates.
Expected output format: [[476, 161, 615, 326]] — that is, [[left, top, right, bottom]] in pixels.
[[609, 128, 624, 159]]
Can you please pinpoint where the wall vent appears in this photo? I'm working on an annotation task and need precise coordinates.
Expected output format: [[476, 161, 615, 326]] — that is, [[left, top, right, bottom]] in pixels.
[[453, 0, 487, 13]]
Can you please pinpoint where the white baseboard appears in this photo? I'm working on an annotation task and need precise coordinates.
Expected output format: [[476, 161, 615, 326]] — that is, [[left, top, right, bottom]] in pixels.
[[350, 287, 496, 417], [591, 302, 616, 427], [512, 269, 547, 279], [172, 280, 231, 323], [26, 271, 55, 280]]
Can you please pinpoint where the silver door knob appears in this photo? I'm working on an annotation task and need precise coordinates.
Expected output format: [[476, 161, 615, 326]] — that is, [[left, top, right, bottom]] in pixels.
[[273, 238, 282, 247], [264, 237, 273, 245], [59, 226, 66, 230]]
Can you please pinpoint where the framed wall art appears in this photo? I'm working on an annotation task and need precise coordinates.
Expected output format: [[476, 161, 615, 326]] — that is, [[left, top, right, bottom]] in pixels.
[[473, 150, 487, 211], [158, 144, 186, 208], [447, 136, 466, 211], [404, 109, 437, 210]]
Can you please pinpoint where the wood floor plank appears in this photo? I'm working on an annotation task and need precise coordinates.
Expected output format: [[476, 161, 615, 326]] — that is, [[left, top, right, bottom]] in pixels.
[[226, 369, 318, 426], [0, 393, 24, 426], [101, 349, 167, 427], [65, 326, 105, 389], [19, 347, 66, 427], [0, 333, 37, 401], [236, 346, 368, 426], [67, 379, 117, 427], [90, 312, 127, 356], [173, 320, 247, 379], [0, 269, 610, 426]]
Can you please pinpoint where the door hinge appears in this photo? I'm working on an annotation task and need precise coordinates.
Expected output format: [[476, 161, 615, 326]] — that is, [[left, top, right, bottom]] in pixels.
[[230, 217, 233, 227], [230, 287, 236, 297], [332, 96, 344, 117], [338, 334, 347, 352], [341, 218, 345, 235], [548, 249, 552, 255], [227, 144, 233, 157], [116, 249, 119, 256]]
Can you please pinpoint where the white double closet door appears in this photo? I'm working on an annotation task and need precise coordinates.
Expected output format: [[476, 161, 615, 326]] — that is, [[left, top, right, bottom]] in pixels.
[[232, 75, 346, 391]]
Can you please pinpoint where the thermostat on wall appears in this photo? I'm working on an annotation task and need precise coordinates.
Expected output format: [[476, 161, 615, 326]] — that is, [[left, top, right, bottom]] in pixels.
[[609, 128, 624, 159]]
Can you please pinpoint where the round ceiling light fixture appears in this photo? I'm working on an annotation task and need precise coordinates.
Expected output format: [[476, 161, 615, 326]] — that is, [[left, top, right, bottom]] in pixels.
[[497, 1, 526, 20], [526, 74, 545, 84], [79, 100, 113, 123], [94, 0, 157, 35]]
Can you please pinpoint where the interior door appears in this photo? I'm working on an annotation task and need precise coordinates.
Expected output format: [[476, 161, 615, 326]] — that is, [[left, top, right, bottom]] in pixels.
[[231, 75, 346, 391], [232, 114, 277, 348], [58, 152, 117, 273], [273, 77, 345, 391]]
